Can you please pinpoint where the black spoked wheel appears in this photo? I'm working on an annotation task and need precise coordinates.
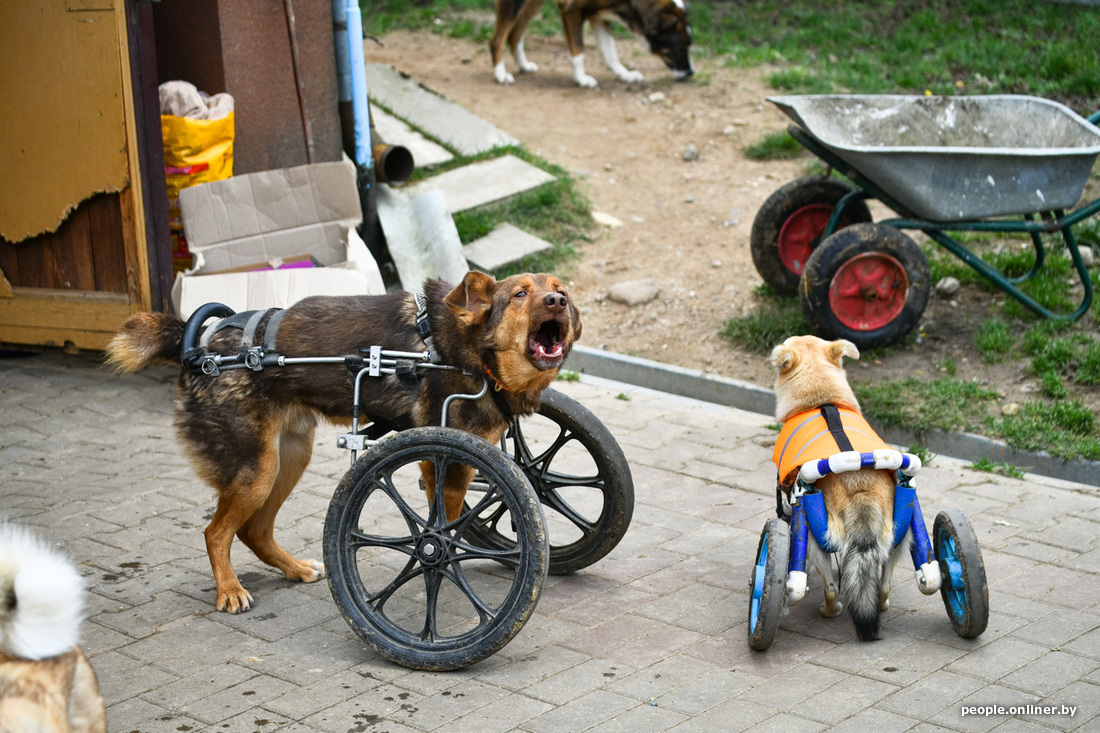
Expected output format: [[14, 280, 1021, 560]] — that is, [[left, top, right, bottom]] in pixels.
[[748, 518, 789, 651], [933, 509, 989, 639], [750, 176, 873, 296], [800, 222, 931, 350], [465, 389, 634, 575], [324, 427, 548, 671]]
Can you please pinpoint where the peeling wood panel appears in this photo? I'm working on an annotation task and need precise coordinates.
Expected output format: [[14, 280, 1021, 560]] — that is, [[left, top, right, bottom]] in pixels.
[[0, 194, 127, 291], [0, 0, 129, 242]]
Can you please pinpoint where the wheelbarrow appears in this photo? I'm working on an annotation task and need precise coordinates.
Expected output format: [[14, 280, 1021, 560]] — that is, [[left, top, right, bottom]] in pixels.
[[750, 94, 1100, 349]]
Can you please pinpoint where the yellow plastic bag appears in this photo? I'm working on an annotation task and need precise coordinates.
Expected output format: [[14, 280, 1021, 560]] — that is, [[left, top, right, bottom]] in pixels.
[[162, 111, 235, 271]]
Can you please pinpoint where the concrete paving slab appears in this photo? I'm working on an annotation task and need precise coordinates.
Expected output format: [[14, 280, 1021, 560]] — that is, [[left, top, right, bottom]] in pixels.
[[2, 351, 1099, 732], [371, 105, 453, 168], [404, 154, 556, 213], [365, 63, 518, 155], [464, 222, 554, 271]]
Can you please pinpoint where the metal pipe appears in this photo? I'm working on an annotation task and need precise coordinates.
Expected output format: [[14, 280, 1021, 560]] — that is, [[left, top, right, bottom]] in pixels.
[[372, 143, 414, 184]]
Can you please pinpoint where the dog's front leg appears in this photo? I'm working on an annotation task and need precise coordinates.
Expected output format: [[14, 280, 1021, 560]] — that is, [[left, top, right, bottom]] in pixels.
[[420, 460, 476, 523], [592, 19, 643, 83]]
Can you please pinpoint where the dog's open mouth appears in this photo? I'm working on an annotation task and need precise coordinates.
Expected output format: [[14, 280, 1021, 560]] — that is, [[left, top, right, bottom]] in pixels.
[[529, 319, 565, 369]]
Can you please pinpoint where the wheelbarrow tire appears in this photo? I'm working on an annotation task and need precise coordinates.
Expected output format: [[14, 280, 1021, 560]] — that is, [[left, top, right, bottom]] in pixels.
[[324, 427, 548, 671], [748, 518, 789, 651], [800, 222, 930, 350], [466, 389, 634, 575], [933, 509, 989, 639], [750, 176, 873, 296]]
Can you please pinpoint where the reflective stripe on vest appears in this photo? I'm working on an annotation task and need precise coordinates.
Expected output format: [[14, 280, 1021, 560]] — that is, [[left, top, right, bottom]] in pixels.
[[772, 406, 889, 486]]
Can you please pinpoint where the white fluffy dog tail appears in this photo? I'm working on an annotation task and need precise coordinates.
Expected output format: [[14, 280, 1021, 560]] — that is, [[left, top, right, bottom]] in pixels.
[[0, 523, 86, 660]]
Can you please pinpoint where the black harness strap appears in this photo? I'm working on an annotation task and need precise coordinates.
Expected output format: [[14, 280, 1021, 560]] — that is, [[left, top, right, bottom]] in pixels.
[[263, 308, 289, 353], [819, 404, 854, 453]]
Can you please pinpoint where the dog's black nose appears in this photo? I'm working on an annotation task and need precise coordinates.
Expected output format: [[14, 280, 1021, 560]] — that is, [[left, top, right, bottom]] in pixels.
[[544, 292, 567, 312]]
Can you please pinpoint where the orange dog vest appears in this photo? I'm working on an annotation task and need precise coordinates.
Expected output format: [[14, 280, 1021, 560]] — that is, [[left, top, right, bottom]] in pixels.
[[772, 405, 890, 487]]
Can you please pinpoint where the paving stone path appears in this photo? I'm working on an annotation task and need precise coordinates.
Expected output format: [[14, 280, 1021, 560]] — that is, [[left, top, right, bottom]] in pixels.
[[2, 350, 1099, 732]]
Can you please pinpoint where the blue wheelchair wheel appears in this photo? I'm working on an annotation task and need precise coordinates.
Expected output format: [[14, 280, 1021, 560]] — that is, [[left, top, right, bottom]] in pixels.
[[748, 518, 789, 650], [933, 509, 989, 638]]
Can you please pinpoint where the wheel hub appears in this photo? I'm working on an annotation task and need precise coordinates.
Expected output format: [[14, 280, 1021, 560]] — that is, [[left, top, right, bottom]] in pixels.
[[829, 252, 910, 331], [415, 532, 449, 567], [778, 204, 848, 276]]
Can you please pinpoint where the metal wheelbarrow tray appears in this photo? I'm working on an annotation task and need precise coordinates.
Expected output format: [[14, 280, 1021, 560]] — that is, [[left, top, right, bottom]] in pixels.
[[769, 94, 1100, 222]]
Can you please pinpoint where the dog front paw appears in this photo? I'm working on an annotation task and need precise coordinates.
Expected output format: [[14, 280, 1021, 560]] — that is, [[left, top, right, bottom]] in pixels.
[[575, 73, 599, 88], [519, 60, 539, 74], [617, 69, 644, 84], [217, 585, 254, 614], [286, 559, 326, 583], [493, 63, 515, 85]]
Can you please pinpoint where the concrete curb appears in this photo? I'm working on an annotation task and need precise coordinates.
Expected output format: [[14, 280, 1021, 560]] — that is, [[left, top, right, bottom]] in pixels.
[[567, 345, 1100, 488]]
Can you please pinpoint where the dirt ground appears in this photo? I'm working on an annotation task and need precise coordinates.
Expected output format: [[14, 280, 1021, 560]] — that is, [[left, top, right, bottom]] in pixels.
[[366, 29, 1099, 414]]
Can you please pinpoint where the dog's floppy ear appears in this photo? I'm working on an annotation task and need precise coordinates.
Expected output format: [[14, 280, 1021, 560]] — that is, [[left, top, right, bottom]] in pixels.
[[770, 343, 797, 375], [828, 339, 860, 366], [444, 271, 496, 326]]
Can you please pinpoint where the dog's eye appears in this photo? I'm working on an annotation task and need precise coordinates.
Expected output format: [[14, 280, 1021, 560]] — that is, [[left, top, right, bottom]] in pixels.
[[514, 290, 527, 299]]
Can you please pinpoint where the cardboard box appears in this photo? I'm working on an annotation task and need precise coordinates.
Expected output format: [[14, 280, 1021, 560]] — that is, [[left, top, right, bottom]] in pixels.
[[172, 158, 384, 318]]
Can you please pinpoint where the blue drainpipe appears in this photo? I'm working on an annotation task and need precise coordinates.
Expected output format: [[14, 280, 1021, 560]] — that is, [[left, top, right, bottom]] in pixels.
[[332, 0, 373, 170]]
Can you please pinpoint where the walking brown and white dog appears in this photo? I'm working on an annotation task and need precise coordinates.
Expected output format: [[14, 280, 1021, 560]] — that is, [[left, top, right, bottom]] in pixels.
[[106, 271, 581, 614], [770, 335, 907, 640], [491, 0, 693, 87], [0, 523, 107, 733]]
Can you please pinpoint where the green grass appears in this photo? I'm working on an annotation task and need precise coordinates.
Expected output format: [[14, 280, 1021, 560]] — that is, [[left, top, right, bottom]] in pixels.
[[970, 459, 1026, 479], [975, 319, 1014, 363], [853, 378, 1000, 436], [744, 131, 804, 161], [720, 287, 808, 353]]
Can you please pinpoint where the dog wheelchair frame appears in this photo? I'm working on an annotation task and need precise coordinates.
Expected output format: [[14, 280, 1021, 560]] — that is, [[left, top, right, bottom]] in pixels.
[[748, 446, 989, 650], [181, 302, 635, 671]]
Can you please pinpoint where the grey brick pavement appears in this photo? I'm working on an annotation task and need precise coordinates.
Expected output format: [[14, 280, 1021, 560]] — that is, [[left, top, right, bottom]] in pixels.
[[2, 350, 1099, 732]]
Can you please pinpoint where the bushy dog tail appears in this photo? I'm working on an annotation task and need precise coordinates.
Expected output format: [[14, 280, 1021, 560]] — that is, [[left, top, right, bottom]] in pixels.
[[839, 500, 889, 641], [0, 524, 85, 660], [105, 312, 184, 373]]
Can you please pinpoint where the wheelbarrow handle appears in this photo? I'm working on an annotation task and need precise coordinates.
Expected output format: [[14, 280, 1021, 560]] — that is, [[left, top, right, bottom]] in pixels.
[[1088, 109, 1100, 126]]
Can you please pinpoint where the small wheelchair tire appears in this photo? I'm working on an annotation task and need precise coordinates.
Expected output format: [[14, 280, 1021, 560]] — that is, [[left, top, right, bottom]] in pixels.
[[750, 176, 873, 296], [324, 427, 548, 671], [466, 389, 634, 575], [799, 222, 930, 350], [748, 518, 790, 651], [933, 509, 989, 639]]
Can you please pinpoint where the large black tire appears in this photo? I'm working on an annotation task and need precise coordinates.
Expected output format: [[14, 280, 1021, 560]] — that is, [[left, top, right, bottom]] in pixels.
[[933, 509, 989, 639], [750, 176, 873, 296], [748, 518, 789, 651], [799, 222, 930, 350], [324, 427, 548, 671], [466, 389, 634, 575]]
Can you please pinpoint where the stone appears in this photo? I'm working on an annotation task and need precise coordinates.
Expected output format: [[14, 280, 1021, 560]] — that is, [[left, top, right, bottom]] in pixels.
[[607, 279, 660, 306], [935, 276, 961, 297], [682, 144, 699, 162], [592, 211, 623, 228]]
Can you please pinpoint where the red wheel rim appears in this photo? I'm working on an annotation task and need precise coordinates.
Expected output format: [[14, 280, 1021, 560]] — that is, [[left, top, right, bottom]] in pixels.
[[829, 252, 910, 331], [778, 204, 845, 276]]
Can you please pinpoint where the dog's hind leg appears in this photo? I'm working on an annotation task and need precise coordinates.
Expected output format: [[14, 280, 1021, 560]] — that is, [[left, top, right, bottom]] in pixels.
[[204, 466, 278, 614], [235, 408, 325, 586], [808, 542, 843, 618], [492, 0, 522, 83], [879, 535, 908, 611], [507, 0, 544, 74]]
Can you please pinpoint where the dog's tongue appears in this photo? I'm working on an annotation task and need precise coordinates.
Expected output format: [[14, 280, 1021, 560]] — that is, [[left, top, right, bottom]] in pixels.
[[532, 340, 564, 361]]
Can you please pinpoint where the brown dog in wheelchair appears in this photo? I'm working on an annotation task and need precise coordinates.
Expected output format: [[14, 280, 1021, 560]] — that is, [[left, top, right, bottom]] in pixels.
[[106, 271, 581, 613]]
